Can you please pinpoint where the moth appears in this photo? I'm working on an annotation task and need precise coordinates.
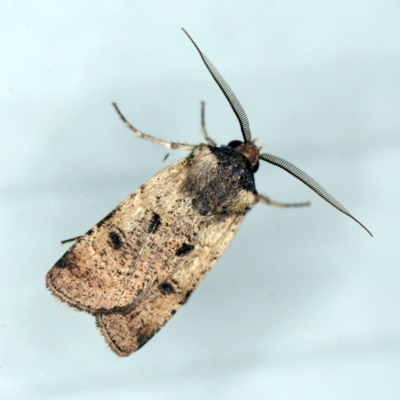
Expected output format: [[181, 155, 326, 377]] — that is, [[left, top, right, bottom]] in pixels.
[[46, 29, 371, 357]]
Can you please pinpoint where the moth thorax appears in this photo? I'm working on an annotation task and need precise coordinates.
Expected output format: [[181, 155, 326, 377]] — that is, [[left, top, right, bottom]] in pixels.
[[228, 141, 260, 172]]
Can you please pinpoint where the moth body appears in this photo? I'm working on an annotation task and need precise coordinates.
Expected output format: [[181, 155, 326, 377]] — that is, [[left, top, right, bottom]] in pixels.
[[47, 144, 253, 355], [46, 29, 371, 357]]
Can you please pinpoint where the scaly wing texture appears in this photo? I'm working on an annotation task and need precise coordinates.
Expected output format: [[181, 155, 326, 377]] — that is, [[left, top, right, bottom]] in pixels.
[[96, 213, 243, 356], [46, 157, 231, 314]]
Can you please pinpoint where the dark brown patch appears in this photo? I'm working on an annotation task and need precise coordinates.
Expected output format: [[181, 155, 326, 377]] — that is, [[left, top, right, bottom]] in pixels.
[[191, 197, 209, 216], [158, 281, 175, 295], [175, 243, 194, 256], [181, 290, 193, 305], [109, 231, 122, 250], [148, 213, 161, 233], [86, 229, 94, 236], [137, 332, 155, 350], [96, 209, 116, 228], [54, 252, 69, 269], [182, 146, 256, 216]]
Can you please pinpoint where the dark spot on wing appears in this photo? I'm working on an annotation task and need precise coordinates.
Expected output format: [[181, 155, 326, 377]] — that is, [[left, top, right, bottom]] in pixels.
[[52, 251, 84, 277], [109, 231, 123, 250], [180, 290, 193, 305], [149, 213, 161, 233], [175, 243, 195, 256], [96, 209, 116, 228], [54, 252, 69, 269], [158, 281, 175, 295], [86, 229, 94, 236], [137, 332, 155, 350]]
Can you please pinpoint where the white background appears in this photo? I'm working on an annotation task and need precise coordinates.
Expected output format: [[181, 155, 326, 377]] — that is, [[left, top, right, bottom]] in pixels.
[[1, 1, 399, 399]]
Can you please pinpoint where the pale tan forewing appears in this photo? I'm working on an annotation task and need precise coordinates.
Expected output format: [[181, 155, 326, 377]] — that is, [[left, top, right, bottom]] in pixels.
[[96, 213, 243, 356], [45, 158, 233, 314]]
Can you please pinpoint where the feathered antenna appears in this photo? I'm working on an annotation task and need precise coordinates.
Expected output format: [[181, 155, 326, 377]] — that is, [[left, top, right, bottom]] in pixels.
[[182, 28, 252, 143]]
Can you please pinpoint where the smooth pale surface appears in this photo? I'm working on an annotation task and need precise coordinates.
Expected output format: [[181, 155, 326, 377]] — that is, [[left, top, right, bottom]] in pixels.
[[1, 1, 399, 399]]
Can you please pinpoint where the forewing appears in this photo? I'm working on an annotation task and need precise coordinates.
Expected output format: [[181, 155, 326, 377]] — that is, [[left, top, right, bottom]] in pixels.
[[95, 214, 244, 356], [46, 157, 218, 314]]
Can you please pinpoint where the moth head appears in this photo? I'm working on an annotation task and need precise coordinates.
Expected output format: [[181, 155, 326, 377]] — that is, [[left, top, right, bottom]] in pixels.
[[228, 140, 260, 173]]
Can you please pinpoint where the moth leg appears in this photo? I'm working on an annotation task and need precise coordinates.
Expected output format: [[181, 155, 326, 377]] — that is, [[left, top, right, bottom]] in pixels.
[[200, 101, 217, 146], [257, 194, 310, 208], [112, 103, 196, 158], [60, 235, 82, 245]]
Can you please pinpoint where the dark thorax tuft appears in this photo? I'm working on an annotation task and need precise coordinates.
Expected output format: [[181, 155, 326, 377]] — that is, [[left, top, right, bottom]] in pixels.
[[181, 145, 257, 216]]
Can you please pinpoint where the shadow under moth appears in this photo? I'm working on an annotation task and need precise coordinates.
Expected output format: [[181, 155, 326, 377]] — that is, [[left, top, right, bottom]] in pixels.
[[46, 29, 371, 357]]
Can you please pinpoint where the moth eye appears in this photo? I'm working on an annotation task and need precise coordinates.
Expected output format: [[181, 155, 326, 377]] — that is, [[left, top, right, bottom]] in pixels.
[[252, 161, 259, 173], [227, 140, 243, 148]]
